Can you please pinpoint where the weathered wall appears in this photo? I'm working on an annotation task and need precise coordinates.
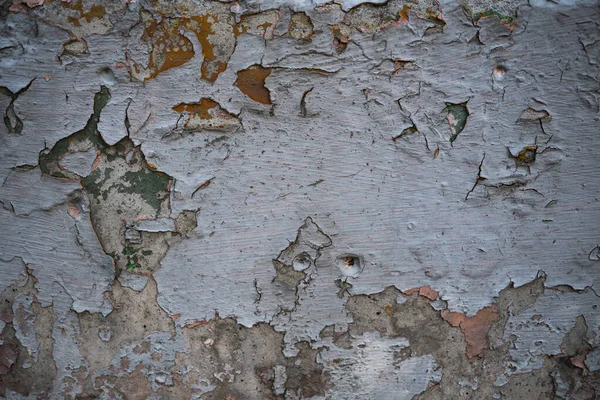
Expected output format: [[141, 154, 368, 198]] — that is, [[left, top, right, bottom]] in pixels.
[[1, 0, 599, 398]]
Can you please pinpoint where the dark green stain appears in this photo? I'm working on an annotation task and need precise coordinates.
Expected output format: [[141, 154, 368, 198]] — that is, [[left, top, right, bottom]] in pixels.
[[40, 85, 172, 213], [39, 86, 110, 177], [446, 101, 469, 143], [115, 169, 170, 212]]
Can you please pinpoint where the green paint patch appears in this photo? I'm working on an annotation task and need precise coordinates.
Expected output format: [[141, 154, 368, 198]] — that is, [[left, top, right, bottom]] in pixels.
[[445, 101, 469, 143], [117, 169, 171, 212], [39, 86, 110, 177], [38, 85, 173, 278], [40, 86, 171, 214], [83, 166, 114, 201]]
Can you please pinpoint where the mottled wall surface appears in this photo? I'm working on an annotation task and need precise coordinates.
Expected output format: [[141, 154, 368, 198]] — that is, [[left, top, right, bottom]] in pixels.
[[0, 0, 599, 398]]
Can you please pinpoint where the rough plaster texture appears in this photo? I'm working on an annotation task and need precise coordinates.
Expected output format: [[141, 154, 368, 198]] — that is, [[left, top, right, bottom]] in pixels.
[[1, 0, 600, 398]]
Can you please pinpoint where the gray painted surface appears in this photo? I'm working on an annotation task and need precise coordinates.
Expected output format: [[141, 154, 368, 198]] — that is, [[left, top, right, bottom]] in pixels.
[[0, 0, 599, 398]]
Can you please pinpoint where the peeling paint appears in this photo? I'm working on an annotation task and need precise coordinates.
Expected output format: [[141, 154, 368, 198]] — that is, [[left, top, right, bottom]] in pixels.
[[2, 0, 600, 397]]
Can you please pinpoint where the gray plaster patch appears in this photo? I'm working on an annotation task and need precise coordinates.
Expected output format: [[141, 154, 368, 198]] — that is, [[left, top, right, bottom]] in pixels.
[[94, 330, 186, 393], [12, 294, 39, 368], [0, 257, 28, 294], [118, 272, 149, 292], [503, 288, 600, 374], [319, 332, 442, 399], [586, 346, 600, 372], [148, 2, 600, 337], [59, 147, 98, 177], [135, 218, 176, 232], [0, 168, 81, 215], [0, 179, 113, 315]]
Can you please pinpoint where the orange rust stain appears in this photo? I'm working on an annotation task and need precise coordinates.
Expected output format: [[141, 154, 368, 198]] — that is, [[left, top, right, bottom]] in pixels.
[[288, 12, 314, 40], [258, 21, 273, 36], [142, 16, 195, 80], [185, 16, 216, 59], [84, 4, 105, 22], [184, 15, 229, 82], [515, 145, 537, 163], [63, 0, 105, 27], [385, 305, 393, 316], [233, 21, 248, 37], [398, 4, 411, 24], [67, 16, 81, 26], [170, 313, 181, 321], [418, 286, 438, 301], [442, 304, 499, 358], [234, 65, 272, 104], [330, 25, 349, 52], [234, 11, 279, 39], [172, 98, 220, 120]]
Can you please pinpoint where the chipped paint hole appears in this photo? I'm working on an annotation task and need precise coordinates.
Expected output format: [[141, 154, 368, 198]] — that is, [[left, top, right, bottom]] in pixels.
[[292, 252, 312, 271], [67, 196, 84, 220], [155, 373, 168, 384], [493, 65, 507, 78], [234, 65, 272, 105], [509, 145, 537, 163], [125, 227, 142, 244], [98, 327, 111, 342], [446, 101, 469, 143], [336, 254, 363, 277], [97, 67, 116, 86]]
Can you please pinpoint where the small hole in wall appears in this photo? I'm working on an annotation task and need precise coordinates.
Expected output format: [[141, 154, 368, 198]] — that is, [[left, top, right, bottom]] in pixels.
[[97, 67, 116, 86], [292, 252, 312, 271], [335, 254, 363, 278], [493, 65, 507, 78]]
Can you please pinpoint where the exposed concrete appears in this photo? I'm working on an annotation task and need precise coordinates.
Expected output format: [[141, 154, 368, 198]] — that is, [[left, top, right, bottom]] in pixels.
[[1, 0, 600, 398]]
